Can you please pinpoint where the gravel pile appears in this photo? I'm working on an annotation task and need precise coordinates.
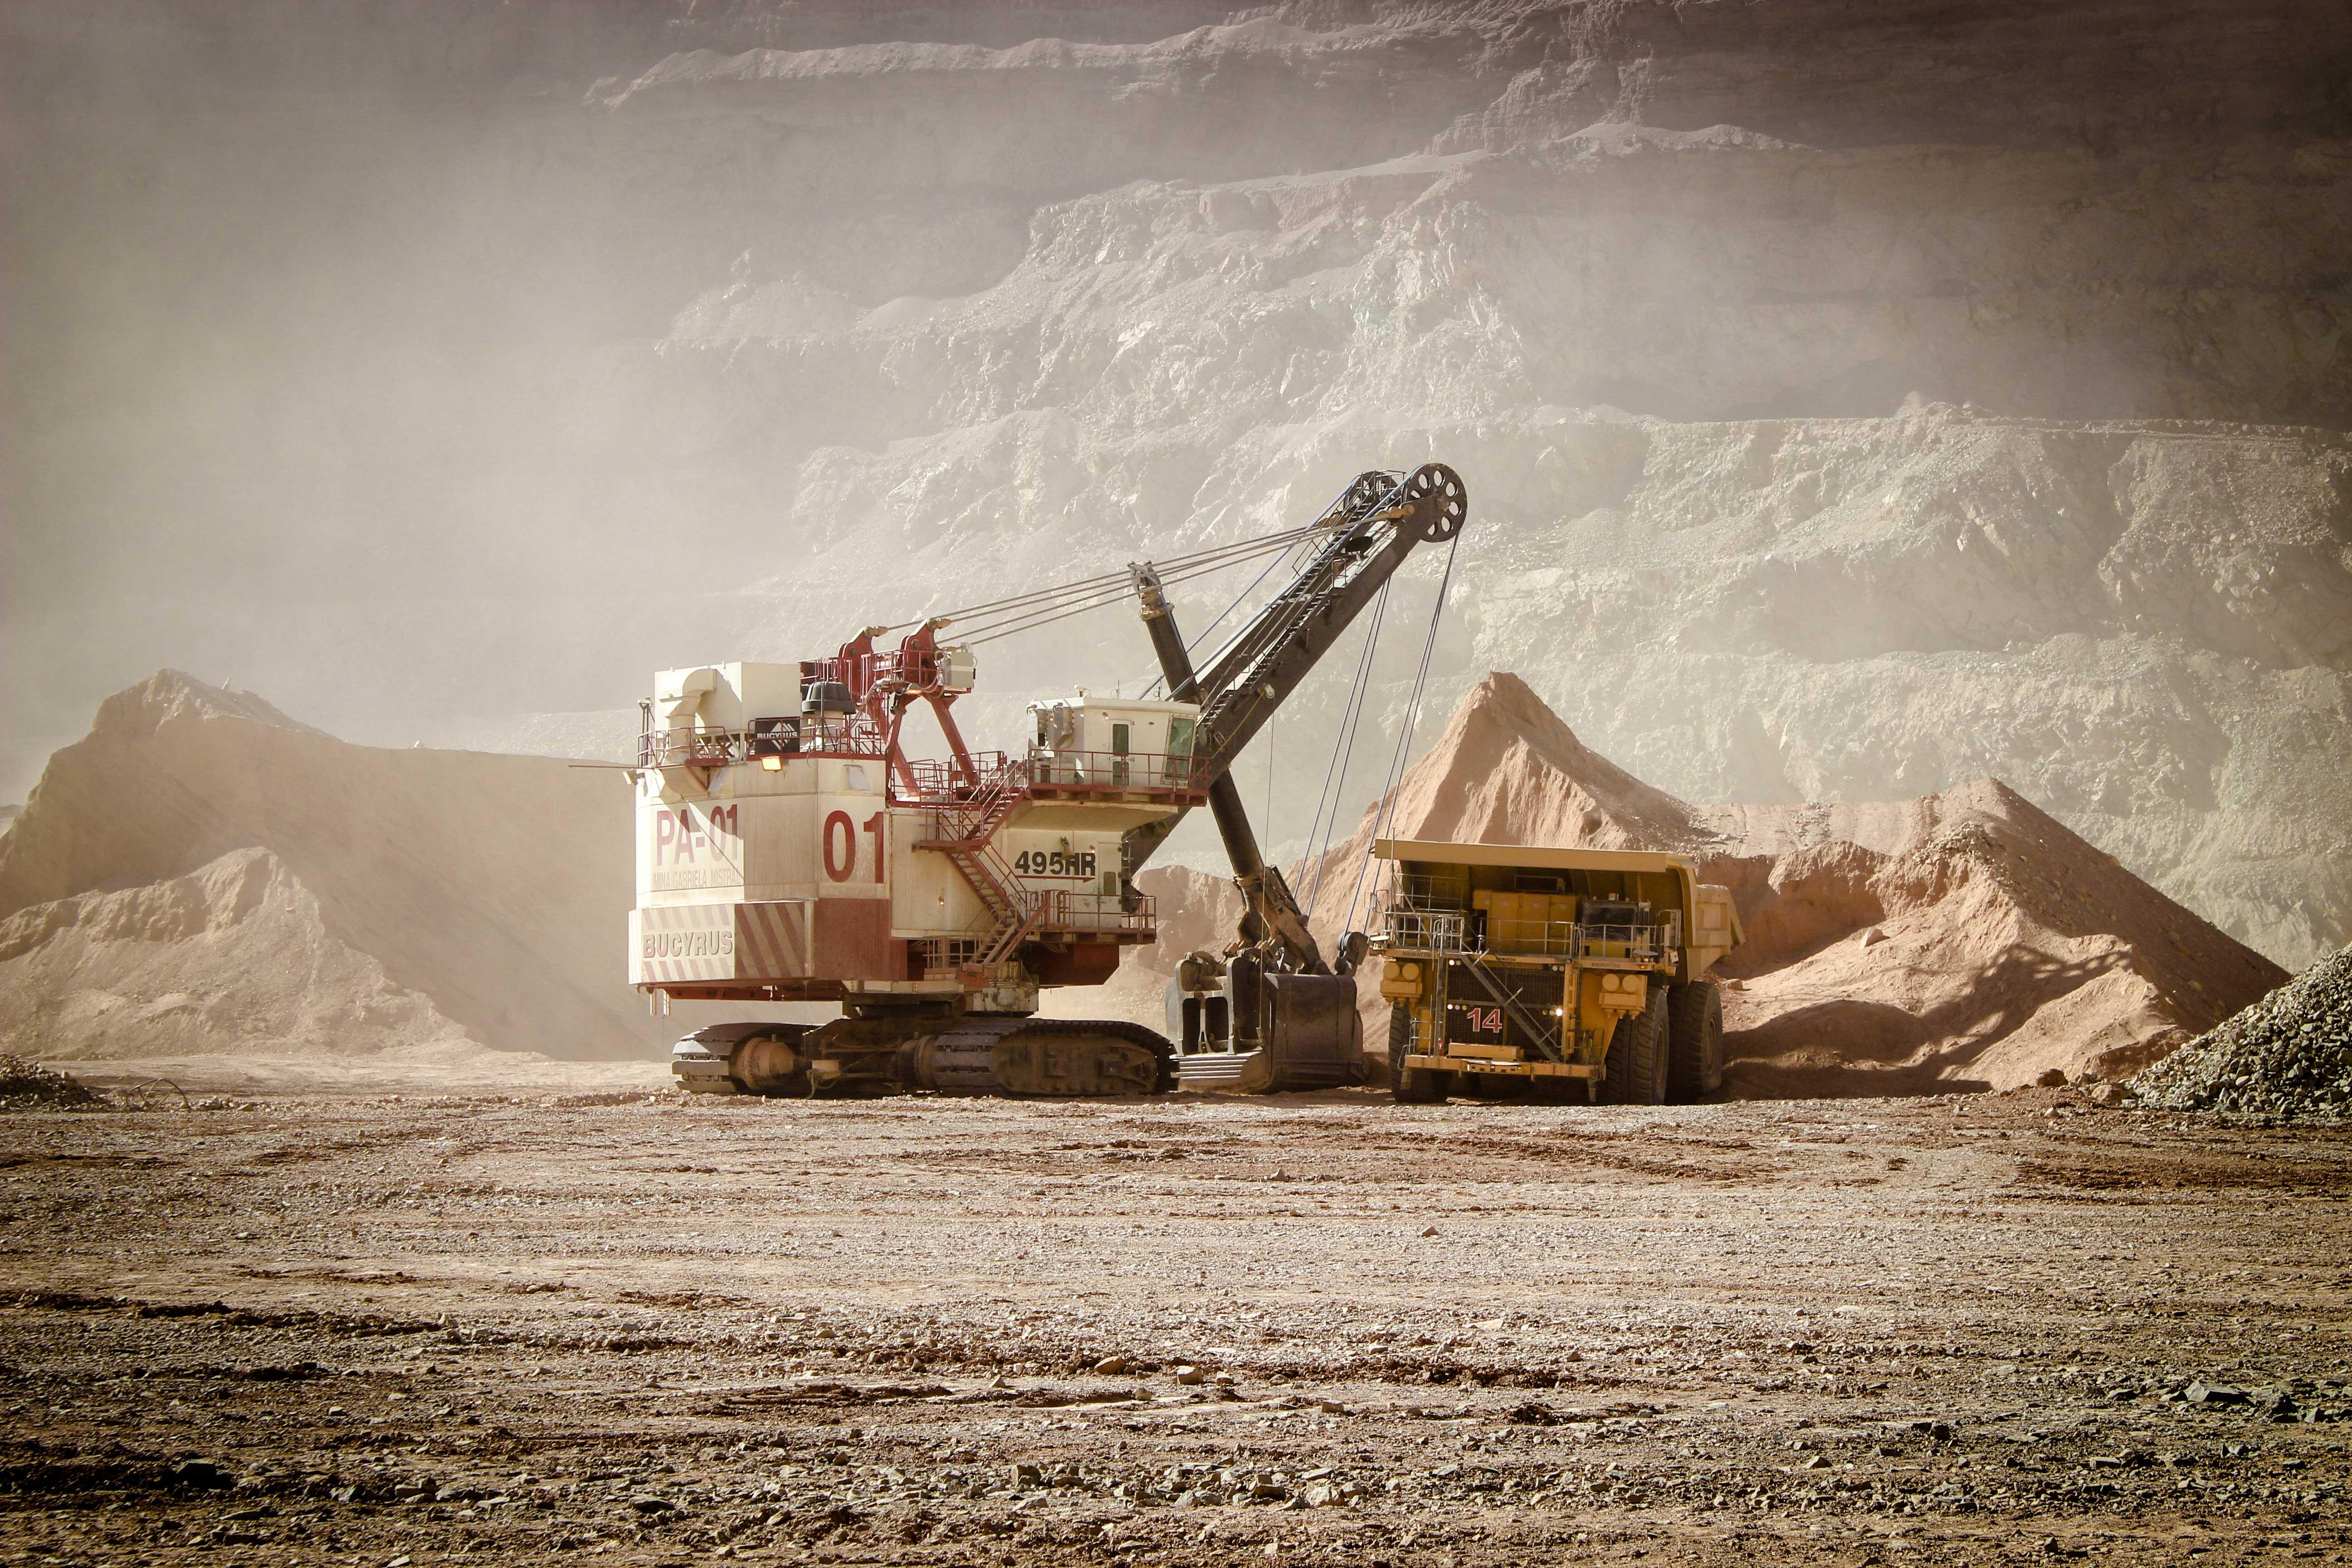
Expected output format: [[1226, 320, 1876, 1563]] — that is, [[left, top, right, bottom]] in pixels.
[[2133, 943, 2352, 1118], [0, 1054, 103, 1110]]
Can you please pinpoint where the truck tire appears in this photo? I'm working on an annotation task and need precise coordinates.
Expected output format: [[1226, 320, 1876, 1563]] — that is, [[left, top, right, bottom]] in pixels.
[[1599, 988, 1671, 1105], [1388, 1004, 1451, 1104], [1666, 980, 1725, 1100]]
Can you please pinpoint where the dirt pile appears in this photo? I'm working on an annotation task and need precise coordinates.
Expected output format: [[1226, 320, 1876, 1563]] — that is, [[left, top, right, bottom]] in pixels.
[[0, 672, 750, 1068], [0, 847, 469, 1061], [2132, 945, 2352, 1120], [1317, 666, 1714, 865], [1117, 672, 2284, 1096], [1695, 778, 2288, 1095]]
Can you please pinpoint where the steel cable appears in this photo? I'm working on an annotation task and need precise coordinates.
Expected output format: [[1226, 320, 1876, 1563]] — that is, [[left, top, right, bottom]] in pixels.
[[1302, 577, 1390, 921], [1344, 528, 1463, 934], [1135, 530, 1319, 700], [953, 540, 1331, 647], [881, 519, 1338, 639]]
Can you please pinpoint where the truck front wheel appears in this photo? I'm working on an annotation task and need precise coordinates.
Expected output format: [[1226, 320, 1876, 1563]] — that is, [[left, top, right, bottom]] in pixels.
[[1599, 988, 1671, 1105], [1388, 1004, 1452, 1104]]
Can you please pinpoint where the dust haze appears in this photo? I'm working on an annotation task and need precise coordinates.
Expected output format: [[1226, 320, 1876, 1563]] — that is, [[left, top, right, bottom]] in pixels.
[[10, 1, 2349, 973], [5, 9, 2352, 1566]]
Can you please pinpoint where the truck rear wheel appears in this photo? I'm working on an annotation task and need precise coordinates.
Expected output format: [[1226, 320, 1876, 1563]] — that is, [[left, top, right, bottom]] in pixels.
[[1666, 980, 1725, 1100], [1599, 988, 1671, 1105], [1388, 1004, 1451, 1104]]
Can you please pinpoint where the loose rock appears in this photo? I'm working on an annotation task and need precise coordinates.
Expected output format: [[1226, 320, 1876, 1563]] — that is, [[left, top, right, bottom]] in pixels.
[[2134, 943, 2352, 1119]]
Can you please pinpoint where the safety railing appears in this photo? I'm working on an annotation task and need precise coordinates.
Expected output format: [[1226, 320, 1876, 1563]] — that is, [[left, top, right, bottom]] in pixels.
[[1482, 915, 1580, 957], [911, 755, 1028, 847], [1379, 909, 1685, 963], [1038, 890, 1156, 936], [637, 722, 888, 769], [1573, 913, 1681, 964], [902, 752, 1017, 803], [639, 725, 744, 769], [910, 891, 1153, 973], [1379, 906, 1470, 953], [1025, 749, 1199, 792], [913, 937, 984, 978]]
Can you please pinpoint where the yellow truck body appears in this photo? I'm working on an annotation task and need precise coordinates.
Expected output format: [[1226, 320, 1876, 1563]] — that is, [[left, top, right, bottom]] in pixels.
[[1370, 839, 1744, 1105]]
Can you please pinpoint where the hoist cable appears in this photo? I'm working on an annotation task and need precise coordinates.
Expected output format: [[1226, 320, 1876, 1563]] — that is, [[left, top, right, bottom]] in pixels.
[[1344, 529, 1462, 934], [954, 541, 1326, 648], [955, 550, 1295, 647], [1153, 536, 1323, 701], [921, 524, 1323, 629], [1134, 473, 1409, 697], [881, 519, 1338, 639], [1302, 577, 1390, 921], [1348, 534, 1460, 929], [946, 530, 1329, 646]]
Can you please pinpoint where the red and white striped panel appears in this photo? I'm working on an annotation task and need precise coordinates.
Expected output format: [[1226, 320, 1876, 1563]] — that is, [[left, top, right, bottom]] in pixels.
[[734, 900, 812, 980], [630, 902, 813, 985]]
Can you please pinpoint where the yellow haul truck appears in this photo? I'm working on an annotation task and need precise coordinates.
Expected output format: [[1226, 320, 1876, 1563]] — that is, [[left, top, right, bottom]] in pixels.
[[1369, 839, 1744, 1104]]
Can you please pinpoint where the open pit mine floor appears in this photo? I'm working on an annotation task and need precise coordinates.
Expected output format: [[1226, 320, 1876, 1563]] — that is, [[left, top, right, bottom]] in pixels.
[[4, 1090, 2349, 1568]]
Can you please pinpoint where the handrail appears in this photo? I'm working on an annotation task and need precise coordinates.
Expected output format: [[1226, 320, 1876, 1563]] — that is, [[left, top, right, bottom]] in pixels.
[[903, 751, 1016, 802], [1573, 914, 1681, 962], [1040, 890, 1156, 934], [1377, 908, 1470, 952], [1482, 916, 1580, 956], [637, 723, 888, 769], [1024, 749, 1199, 793], [1376, 909, 1685, 963]]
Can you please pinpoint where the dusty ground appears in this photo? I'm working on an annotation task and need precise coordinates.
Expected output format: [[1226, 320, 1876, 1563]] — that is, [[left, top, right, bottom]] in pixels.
[[3, 1087, 2348, 1566]]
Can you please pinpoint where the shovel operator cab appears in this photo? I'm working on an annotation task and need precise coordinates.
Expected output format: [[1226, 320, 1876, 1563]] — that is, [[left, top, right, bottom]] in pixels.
[[1370, 840, 1744, 1104]]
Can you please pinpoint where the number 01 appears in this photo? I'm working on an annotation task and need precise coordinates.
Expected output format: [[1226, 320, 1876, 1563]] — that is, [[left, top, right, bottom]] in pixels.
[[824, 810, 888, 883]]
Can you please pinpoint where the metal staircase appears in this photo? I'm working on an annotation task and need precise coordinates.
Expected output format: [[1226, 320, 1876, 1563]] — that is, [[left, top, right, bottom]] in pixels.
[[911, 759, 1041, 965]]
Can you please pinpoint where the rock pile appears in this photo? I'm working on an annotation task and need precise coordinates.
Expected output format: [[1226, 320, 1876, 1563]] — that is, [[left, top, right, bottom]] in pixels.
[[0, 1055, 102, 1110], [2132, 944, 2352, 1119]]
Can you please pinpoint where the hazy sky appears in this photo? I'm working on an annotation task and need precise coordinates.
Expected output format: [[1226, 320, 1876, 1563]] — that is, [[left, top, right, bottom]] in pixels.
[[0, 1, 1412, 804], [5, 5, 663, 798]]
